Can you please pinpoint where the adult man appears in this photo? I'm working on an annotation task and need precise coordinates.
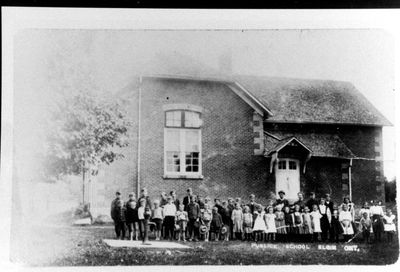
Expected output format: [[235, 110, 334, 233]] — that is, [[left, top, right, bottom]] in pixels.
[[275, 191, 289, 209], [187, 195, 200, 242], [325, 193, 335, 214], [247, 194, 258, 214], [306, 192, 319, 211], [293, 192, 306, 211], [170, 190, 181, 210], [183, 188, 194, 211]]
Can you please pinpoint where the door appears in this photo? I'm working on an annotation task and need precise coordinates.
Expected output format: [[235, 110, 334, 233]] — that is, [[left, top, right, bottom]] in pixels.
[[275, 159, 300, 201]]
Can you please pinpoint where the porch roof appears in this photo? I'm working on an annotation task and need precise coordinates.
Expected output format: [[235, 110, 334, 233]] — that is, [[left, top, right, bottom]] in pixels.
[[264, 130, 356, 159]]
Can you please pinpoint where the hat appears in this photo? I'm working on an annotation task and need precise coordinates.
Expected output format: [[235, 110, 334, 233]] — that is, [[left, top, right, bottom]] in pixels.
[[221, 226, 228, 234], [199, 224, 208, 234], [278, 190, 285, 195], [116, 191, 121, 195]]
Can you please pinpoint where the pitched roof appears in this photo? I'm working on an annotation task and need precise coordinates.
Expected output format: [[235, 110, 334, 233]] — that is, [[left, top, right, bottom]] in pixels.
[[121, 53, 391, 126], [264, 130, 356, 159], [235, 75, 392, 126]]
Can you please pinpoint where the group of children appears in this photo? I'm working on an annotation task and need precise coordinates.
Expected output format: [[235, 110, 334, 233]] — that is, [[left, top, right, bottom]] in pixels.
[[110, 188, 397, 244]]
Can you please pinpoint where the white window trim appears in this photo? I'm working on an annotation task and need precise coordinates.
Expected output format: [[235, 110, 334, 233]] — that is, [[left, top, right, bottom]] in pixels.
[[163, 128, 203, 179]]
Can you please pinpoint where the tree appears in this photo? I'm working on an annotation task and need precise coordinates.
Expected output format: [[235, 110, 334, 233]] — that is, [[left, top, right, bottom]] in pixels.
[[45, 92, 130, 206]]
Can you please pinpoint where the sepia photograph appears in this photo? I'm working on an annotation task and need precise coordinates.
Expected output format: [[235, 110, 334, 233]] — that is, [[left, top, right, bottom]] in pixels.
[[1, 8, 399, 268]]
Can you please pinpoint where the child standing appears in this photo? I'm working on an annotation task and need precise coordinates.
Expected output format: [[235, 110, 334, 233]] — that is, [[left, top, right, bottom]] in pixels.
[[137, 199, 146, 240], [339, 204, 354, 242], [302, 206, 313, 242], [310, 204, 322, 242], [231, 202, 244, 240], [176, 204, 188, 241], [264, 206, 277, 242], [243, 206, 253, 241], [275, 205, 286, 242], [330, 209, 342, 243], [284, 205, 294, 242], [383, 209, 396, 243], [112, 199, 126, 240], [151, 200, 164, 241], [252, 205, 267, 242], [359, 211, 372, 243], [202, 202, 213, 242], [210, 207, 223, 241], [292, 204, 304, 242], [125, 199, 139, 240], [163, 196, 177, 240]]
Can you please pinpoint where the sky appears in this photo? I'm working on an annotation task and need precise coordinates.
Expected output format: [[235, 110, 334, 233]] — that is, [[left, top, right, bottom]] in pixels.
[[13, 29, 396, 180]]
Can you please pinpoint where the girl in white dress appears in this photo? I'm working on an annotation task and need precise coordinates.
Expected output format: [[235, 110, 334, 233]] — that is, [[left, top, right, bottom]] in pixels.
[[264, 206, 277, 241], [339, 204, 354, 242], [383, 209, 396, 242], [310, 204, 322, 242], [253, 205, 267, 242]]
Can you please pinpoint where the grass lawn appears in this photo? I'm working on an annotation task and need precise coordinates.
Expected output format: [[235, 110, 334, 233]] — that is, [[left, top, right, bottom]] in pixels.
[[10, 224, 399, 266]]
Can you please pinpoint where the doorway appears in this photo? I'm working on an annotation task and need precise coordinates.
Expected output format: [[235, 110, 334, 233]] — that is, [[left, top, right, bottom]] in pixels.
[[275, 158, 300, 200]]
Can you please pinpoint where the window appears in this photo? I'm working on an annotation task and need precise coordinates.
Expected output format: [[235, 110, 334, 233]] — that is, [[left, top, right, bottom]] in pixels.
[[164, 109, 202, 178], [289, 161, 297, 170], [278, 160, 286, 170], [165, 110, 201, 128]]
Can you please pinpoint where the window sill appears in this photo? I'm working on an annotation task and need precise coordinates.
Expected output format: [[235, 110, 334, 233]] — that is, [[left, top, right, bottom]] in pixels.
[[163, 174, 204, 180]]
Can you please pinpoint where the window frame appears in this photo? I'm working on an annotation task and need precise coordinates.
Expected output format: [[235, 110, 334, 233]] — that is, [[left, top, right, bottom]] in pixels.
[[163, 112, 203, 179], [165, 109, 202, 129]]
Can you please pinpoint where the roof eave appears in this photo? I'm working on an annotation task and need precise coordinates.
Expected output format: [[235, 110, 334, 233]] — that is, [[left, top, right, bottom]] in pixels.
[[263, 119, 392, 127]]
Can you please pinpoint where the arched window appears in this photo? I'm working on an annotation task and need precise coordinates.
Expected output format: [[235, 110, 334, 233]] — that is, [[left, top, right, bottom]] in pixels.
[[163, 106, 202, 179]]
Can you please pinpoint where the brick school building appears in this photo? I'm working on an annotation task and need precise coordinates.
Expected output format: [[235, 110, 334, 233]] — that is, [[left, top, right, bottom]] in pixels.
[[86, 73, 391, 217]]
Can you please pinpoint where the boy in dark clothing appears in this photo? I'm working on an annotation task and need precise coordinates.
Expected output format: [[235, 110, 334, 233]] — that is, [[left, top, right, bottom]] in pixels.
[[247, 194, 258, 214], [187, 195, 200, 241], [125, 197, 139, 241], [210, 207, 223, 241], [112, 199, 126, 239]]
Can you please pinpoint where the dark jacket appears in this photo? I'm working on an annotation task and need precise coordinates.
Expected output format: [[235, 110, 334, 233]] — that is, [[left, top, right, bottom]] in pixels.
[[113, 206, 126, 223], [325, 201, 334, 214], [210, 212, 223, 231], [247, 201, 258, 214], [220, 207, 231, 225], [293, 200, 306, 211], [173, 199, 181, 210], [275, 198, 289, 208], [306, 198, 319, 211], [187, 202, 200, 220], [183, 195, 192, 211], [125, 201, 139, 223], [110, 198, 120, 221]]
